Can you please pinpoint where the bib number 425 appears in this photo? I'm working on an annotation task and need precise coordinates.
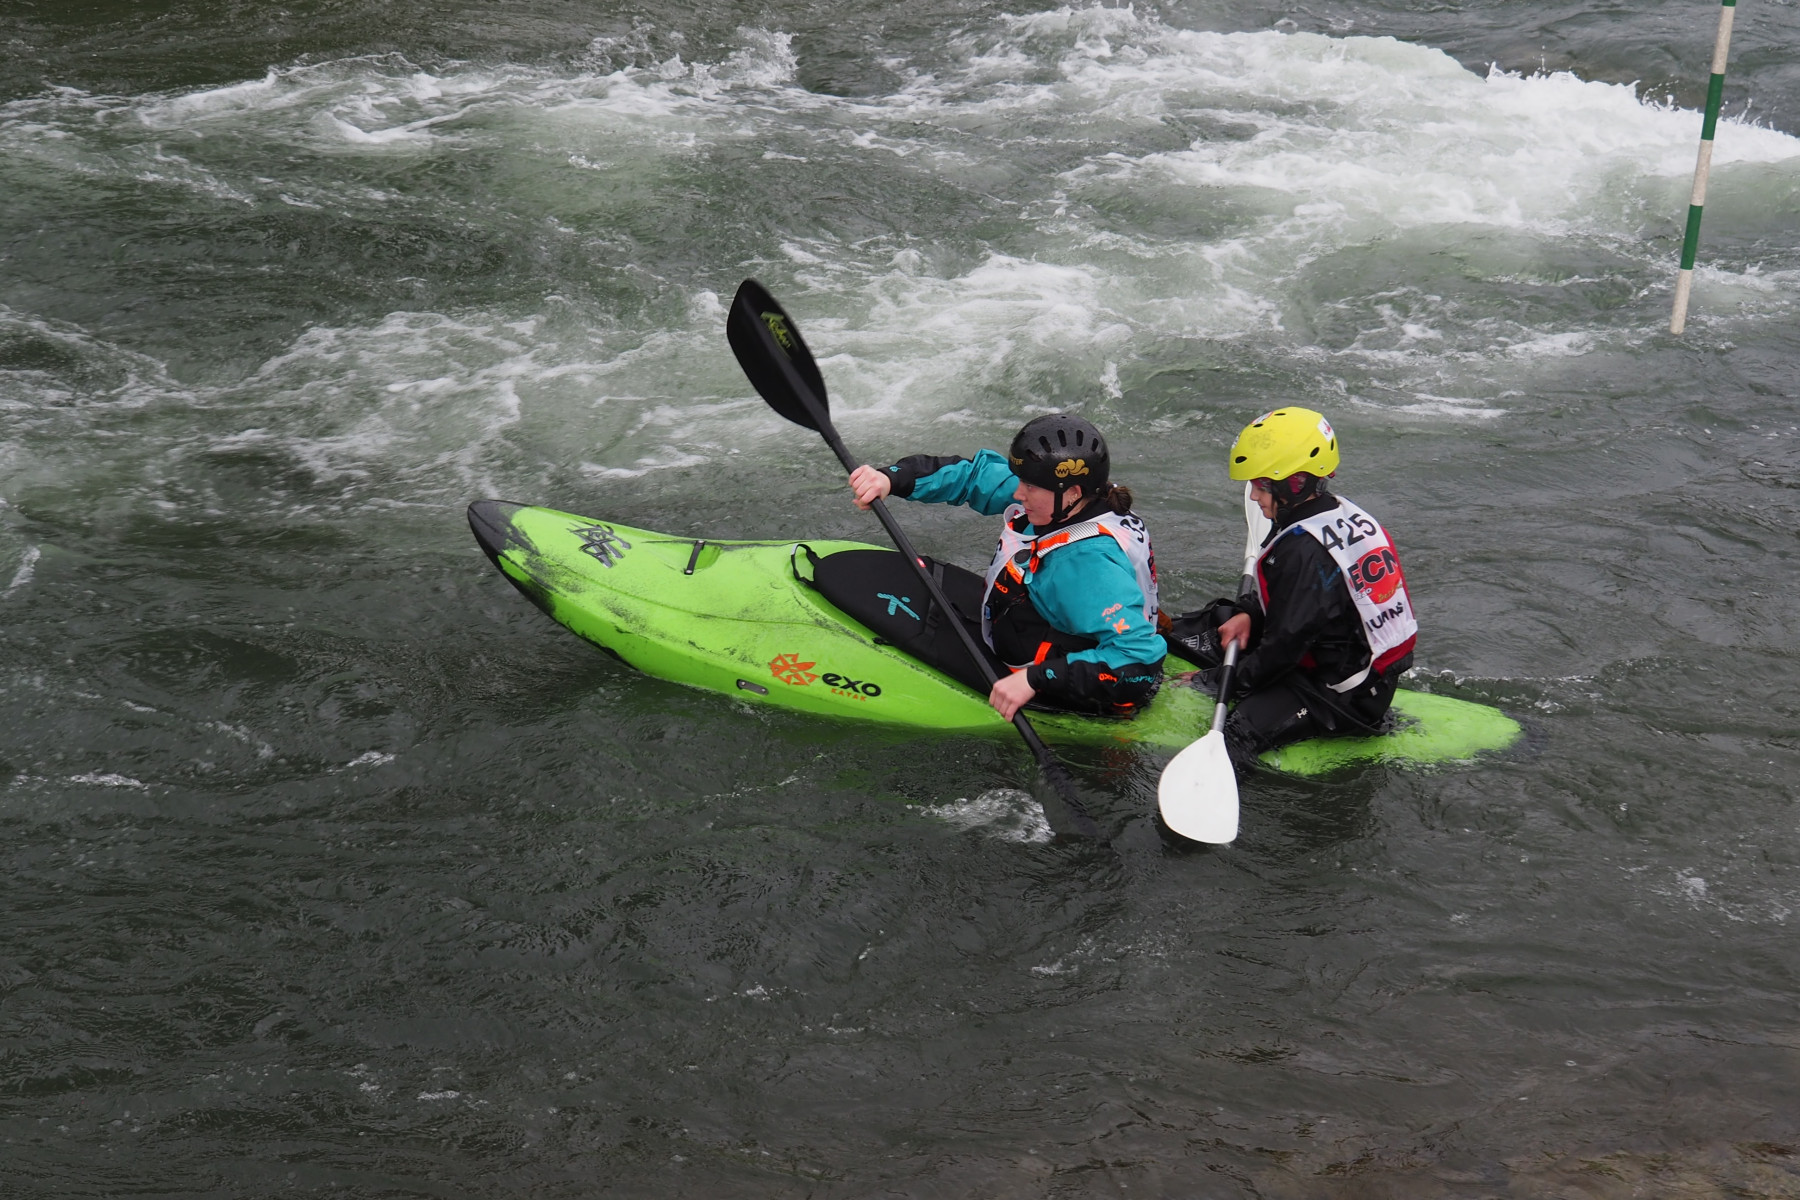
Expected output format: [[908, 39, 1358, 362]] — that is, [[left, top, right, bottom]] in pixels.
[[1317, 511, 1378, 552]]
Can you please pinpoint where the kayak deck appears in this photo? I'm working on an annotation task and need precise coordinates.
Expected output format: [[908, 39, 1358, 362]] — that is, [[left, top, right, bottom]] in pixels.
[[468, 501, 1522, 773]]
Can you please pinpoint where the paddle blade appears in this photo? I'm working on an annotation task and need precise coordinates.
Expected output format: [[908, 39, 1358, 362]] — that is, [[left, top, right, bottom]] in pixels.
[[728, 279, 830, 431], [1033, 760, 1107, 844], [1157, 730, 1239, 844]]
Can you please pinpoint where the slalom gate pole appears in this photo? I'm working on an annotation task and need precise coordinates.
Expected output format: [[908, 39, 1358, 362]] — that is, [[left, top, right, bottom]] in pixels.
[[1670, 0, 1740, 335]]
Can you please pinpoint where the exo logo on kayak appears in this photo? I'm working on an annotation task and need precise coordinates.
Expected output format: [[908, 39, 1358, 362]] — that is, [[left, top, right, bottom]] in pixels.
[[823, 673, 882, 699], [573, 524, 631, 568], [768, 653, 883, 698]]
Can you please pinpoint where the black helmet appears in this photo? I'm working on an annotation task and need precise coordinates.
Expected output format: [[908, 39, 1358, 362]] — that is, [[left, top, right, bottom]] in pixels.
[[1008, 414, 1110, 496]]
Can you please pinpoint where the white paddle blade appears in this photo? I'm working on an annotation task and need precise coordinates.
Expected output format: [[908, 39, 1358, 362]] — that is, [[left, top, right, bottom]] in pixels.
[[1158, 730, 1240, 844]]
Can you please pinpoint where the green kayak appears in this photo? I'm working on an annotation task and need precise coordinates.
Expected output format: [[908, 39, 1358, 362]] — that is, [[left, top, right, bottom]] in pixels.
[[467, 500, 1521, 775]]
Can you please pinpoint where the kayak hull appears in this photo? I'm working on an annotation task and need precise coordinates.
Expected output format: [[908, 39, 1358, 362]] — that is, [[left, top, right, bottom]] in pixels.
[[468, 501, 1522, 773]]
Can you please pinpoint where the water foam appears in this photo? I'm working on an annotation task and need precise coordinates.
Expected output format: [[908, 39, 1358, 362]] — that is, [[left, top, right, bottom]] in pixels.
[[732, 8, 1798, 426], [3, 545, 39, 596], [4, 9, 1799, 511], [918, 790, 1055, 843], [880, 10, 1800, 412]]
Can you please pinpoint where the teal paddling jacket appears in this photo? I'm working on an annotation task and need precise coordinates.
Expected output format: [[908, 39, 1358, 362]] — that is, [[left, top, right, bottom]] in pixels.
[[884, 449, 1167, 701]]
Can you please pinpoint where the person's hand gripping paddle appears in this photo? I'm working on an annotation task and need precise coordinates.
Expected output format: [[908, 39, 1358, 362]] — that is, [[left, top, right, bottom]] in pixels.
[[725, 278, 1105, 842], [1157, 639, 1240, 843]]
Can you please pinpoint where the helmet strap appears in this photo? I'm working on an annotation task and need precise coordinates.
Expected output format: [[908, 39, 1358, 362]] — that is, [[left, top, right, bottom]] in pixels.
[[1272, 474, 1325, 512]]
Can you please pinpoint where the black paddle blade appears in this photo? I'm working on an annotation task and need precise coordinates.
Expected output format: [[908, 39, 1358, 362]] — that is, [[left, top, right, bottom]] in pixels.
[[1034, 760, 1108, 843], [728, 278, 830, 431]]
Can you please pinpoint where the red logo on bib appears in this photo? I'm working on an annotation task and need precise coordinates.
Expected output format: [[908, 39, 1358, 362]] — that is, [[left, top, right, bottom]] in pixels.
[[1350, 546, 1404, 604]]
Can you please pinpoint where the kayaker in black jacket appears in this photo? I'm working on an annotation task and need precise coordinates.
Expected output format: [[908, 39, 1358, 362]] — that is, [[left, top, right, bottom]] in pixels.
[[1164, 407, 1416, 765]]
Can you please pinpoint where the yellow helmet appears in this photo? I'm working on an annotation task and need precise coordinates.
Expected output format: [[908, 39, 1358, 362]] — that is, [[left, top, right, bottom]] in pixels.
[[1228, 407, 1339, 481]]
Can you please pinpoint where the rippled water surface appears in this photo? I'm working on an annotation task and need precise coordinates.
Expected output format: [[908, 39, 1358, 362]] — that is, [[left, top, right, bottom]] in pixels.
[[3, 0, 1799, 1194]]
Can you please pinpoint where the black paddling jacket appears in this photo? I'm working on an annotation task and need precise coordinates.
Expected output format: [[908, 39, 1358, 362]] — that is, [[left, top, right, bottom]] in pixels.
[[1232, 493, 1406, 697]]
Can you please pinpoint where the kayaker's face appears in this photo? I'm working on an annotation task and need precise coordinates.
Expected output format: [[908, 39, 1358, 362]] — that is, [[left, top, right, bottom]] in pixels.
[[1249, 479, 1279, 521], [1015, 479, 1074, 527]]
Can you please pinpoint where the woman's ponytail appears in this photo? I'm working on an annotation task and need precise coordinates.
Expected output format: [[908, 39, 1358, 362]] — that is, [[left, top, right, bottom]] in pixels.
[[1099, 481, 1133, 514]]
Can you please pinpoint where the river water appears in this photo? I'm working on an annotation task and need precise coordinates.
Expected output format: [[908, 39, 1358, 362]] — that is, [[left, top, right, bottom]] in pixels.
[[4, 0, 1799, 1194]]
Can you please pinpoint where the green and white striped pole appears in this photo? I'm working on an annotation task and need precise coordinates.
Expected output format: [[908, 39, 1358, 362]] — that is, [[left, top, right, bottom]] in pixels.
[[1670, 0, 1740, 335]]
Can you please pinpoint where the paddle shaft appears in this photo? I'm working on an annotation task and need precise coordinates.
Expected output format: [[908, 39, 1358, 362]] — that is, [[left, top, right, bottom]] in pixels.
[[1210, 641, 1240, 733], [756, 335, 1102, 837], [1240, 481, 1271, 597], [819, 417, 1074, 758], [823, 445, 983, 673]]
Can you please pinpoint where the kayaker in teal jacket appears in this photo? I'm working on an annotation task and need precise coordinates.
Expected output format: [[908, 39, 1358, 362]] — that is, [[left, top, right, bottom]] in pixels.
[[847, 414, 1165, 720]]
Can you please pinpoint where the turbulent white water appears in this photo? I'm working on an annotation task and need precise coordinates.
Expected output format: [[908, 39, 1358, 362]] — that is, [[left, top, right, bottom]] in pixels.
[[4, 7, 1797, 519]]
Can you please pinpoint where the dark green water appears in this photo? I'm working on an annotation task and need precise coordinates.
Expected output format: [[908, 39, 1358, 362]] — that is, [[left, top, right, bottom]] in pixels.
[[3, 1, 1799, 1195]]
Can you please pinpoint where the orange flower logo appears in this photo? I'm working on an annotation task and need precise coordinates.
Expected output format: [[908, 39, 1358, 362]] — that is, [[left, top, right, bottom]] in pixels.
[[769, 653, 818, 686]]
